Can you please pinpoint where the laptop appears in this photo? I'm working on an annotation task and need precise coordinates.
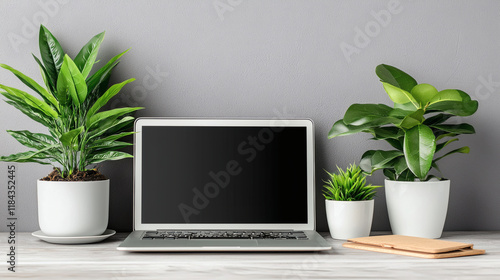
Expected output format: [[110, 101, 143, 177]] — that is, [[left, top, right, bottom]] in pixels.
[[117, 118, 331, 252]]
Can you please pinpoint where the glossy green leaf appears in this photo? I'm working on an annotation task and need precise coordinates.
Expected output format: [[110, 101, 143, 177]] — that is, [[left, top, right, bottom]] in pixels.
[[74, 32, 105, 78], [398, 109, 424, 130], [4, 100, 51, 127], [434, 146, 470, 162], [86, 49, 128, 88], [423, 113, 453, 125], [0, 64, 59, 110], [435, 138, 458, 152], [59, 126, 84, 147], [32, 54, 55, 92], [427, 90, 478, 116], [372, 127, 403, 140], [87, 107, 143, 128], [371, 150, 404, 170], [382, 82, 418, 108], [436, 132, 458, 141], [7, 130, 56, 150], [57, 55, 87, 105], [397, 169, 416, 181], [91, 131, 135, 145], [431, 123, 475, 134], [343, 103, 395, 126], [375, 64, 417, 92], [428, 89, 463, 105], [359, 150, 376, 173], [383, 169, 396, 180], [86, 78, 135, 120], [328, 119, 373, 138], [411, 83, 438, 106], [393, 156, 408, 175], [39, 25, 64, 87], [86, 150, 133, 164], [0, 84, 58, 118], [403, 124, 436, 180]]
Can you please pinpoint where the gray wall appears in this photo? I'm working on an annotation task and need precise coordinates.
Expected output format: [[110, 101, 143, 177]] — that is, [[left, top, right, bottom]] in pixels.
[[1, 0, 499, 232]]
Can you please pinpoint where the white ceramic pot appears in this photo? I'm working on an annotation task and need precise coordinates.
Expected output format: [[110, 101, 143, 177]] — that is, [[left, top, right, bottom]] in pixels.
[[385, 179, 450, 239], [325, 199, 374, 240], [37, 179, 109, 237]]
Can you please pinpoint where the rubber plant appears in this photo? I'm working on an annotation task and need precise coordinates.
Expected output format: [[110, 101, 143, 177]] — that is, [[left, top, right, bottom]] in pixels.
[[328, 64, 478, 181], [0, 25, 142, 180]]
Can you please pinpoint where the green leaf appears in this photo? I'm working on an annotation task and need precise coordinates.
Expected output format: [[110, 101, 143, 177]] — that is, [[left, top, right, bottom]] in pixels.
[[397, 169, 416, 181], [57, 55, 87, 105], [33, 54, 55, 92], [39, 25, 64, 87], [74, 32, 105, 78], [427, 90, 478, 116], [87, 107, 143, 128], [393, 156, 408, 175], [328, 119, 373, 138], [0, 84, 58, 118], [59, 126, 84, 147], [7, 130, 56, 150], [411, 83, 438, 106], [371, 150, 404, 170], [382, 82, 418, 108], [375, 64, 418, 93], [360, 150, 376, 173], [398, 109, 424, 130], [436, 132, 458, 141], [343, 103, 396, 126], [383, 168, 396, 180], [372, 127, 403, 140], [423, 113, 453, 126], [86, 150, 133, 164], [86, 49, 128, 86], [0, 64, 59, 110], [4, 100, 51, 127], [0, 151, 50, 164], [431, 123, 475, 134], [91, 131, 135, 144], [403, 124, 436, 180], [435, 138, 459, 152], [428, 89, 463, 105], [434, 146, 470, 162], [88, 117, 136, 140], [86, 78, 135, 120]]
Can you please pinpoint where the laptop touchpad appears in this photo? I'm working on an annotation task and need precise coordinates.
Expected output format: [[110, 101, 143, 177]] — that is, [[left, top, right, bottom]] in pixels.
[[194, 240, 258, 247]]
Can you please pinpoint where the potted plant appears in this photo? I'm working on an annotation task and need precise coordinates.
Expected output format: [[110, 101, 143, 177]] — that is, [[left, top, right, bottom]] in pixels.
[[323, 164, 380, 240], [0, 25, 142, 237], [328, 64, 478, 238]]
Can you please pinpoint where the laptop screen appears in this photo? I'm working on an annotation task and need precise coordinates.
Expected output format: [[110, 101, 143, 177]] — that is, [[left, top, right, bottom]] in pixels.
[[140, 125, 308, 224]]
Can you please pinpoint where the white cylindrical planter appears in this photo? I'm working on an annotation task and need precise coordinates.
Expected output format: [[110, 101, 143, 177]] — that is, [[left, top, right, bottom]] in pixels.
[[385, 179, 450, 239], [37, 180, 109, 237], [325, 199, 374, 240]]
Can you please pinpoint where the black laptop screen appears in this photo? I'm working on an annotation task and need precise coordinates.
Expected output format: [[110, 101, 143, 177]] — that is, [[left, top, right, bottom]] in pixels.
[[141, 125, 308, 224]]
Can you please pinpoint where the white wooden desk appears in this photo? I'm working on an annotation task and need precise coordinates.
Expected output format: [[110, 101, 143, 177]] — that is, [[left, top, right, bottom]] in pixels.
[[1, 231, 498, 279]]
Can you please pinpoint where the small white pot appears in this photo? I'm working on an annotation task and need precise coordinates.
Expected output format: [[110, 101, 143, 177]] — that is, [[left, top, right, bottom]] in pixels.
[[37, 179, 109, 237], [385, 179, 450, 239], [325, 199, 374, 240]]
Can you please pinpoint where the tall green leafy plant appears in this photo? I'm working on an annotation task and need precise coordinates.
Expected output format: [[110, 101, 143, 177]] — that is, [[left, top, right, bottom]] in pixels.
[[0, 25, 142, 178], [329, 64, 478, 181]]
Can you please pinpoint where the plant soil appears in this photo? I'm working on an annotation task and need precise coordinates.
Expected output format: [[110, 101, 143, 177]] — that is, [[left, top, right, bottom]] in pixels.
[[41, 168, 108, 181]]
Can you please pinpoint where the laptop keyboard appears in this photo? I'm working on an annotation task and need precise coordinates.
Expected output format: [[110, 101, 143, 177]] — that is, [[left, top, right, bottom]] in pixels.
[[142, 230, 309, 240]]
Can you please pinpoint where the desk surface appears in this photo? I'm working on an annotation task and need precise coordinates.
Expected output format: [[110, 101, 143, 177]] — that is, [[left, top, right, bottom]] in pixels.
[[1, 231, 498, 279]]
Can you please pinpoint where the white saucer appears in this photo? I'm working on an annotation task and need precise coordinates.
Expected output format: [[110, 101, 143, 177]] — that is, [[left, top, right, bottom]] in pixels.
[[32, 229, 116, 244]]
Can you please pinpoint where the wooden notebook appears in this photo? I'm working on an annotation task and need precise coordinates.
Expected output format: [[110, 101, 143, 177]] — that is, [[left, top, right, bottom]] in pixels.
[[343, 235, 485, 259]]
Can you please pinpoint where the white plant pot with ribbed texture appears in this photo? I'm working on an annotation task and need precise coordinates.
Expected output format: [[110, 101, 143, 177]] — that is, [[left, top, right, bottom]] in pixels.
[[37, 180, 109, 237], [385, 179, 450, 239], [325, 199, 374, 240]]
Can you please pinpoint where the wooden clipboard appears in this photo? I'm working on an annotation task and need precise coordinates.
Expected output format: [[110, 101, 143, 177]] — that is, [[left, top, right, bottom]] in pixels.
[[343, 235, 485, 259]]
